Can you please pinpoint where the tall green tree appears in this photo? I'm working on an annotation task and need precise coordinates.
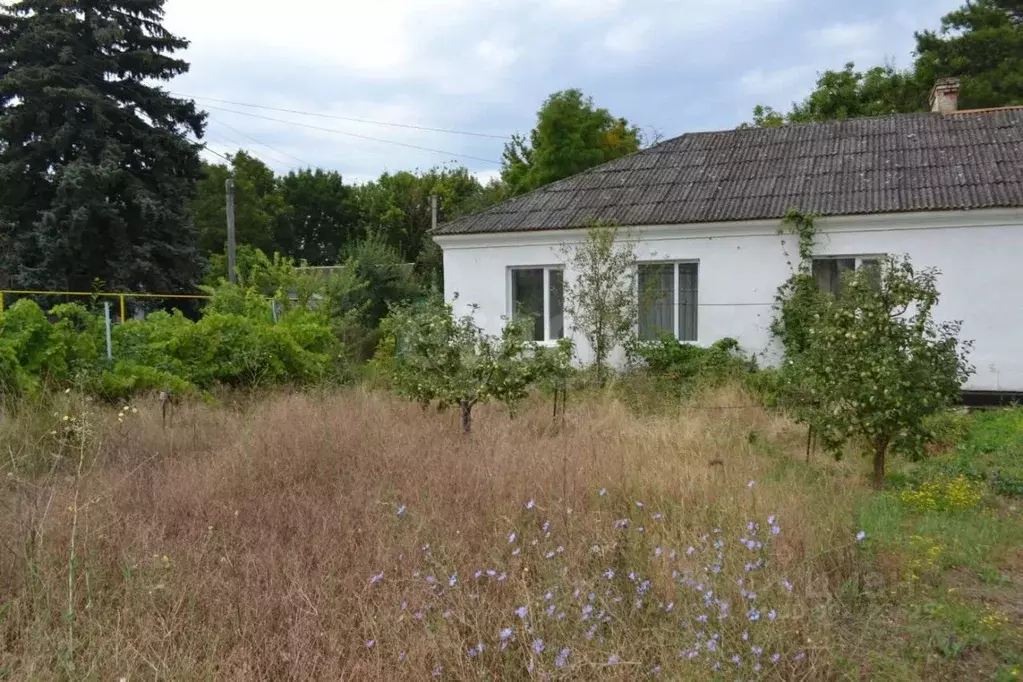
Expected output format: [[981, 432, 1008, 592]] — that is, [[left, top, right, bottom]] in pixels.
[[356, 166, 494, 284], [915, 0, 1023, 108], [192, 151, 283, 258], [743, 63, 925, 128], [0, 0, 206, 293], [502, 89, 642, 196], [274, 168, 360, 266]]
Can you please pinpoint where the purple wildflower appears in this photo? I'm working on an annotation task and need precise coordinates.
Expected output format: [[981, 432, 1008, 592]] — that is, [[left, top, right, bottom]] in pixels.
[[546, 603, 556, 617], [653, 512, 664, 520], [752, 646, 763, 656], [748, 608, 761, 622], [614, 519, 629, 529], [654, 547, 663, 557], [604, 568, 615, 579], [433, 665, 442, 677], [742, 631, 749, 641], [497, 572, 507, 582], [499, 627, 513, 641], [512, 548, 521, 556], [369, 572, 384, 585], [607, 654, 619, 665], [768, 514, 776, 524], [772, 525, 781, 535], [398, 651, 406, 662], [732, 654, 742, 665], [508, 532, 516, 544], [782, 577, 793, 592], [794, 651, 806, 662], [599, 488, 607, 496], [771, 653, 781, 664], [754, 663, 762, 672], [515, 606, 528, 619], [425, 575, 436, 585], [856, 530, 867, 542], [366, 640, 375, 648], [525, 499, 535, 510], [449, 574, 457, 587], [582, 604, 593, 620], [687, 546, 696, 556], [748, 480, 756, 488], [542, 520, 551, 533], [397, 504, 406, 516], [768, 609, 777, 622], [636, 501, 644, 508], [707, 639, 718, 652], [532, 639, 545, 654], [555, 648, 570, 668]]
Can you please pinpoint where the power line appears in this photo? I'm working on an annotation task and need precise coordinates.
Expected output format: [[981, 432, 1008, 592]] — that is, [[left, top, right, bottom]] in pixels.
[[209, 118, 312, 167], [189, 138, 231, 163], [178, 92, 510, 141], [200, 104, 503, 165]]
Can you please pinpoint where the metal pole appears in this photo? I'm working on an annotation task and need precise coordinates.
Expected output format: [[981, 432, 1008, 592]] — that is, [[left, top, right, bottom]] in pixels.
[[104, 302, 113, 361], [119, 294, 126, 323], [430, 194, 438, 233], [271, 299, 278, 323], [226, 178, 237, 284]]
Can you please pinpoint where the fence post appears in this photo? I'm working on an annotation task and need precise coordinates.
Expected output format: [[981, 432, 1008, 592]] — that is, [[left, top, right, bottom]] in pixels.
[[119, 295, 126, 323], [0, 292, 4, 314], [104, 302, 113, 361]]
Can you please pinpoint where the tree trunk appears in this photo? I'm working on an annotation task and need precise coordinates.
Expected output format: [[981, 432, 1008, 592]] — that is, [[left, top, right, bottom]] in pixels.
[[460, 400, 473, 434], [872, 436, 889, 490]]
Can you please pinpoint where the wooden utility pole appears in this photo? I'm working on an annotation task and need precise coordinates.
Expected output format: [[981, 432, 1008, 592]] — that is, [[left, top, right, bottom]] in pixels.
[[226, 178, 237, 284]]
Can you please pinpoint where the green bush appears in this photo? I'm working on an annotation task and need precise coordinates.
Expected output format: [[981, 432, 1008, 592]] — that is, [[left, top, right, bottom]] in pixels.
[[634, 336, 755, 389], [0, 284, 347, 400]]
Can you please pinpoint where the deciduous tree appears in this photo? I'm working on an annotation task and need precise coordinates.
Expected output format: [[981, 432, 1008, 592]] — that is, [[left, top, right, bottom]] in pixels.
[[502, 90, 642, 196]]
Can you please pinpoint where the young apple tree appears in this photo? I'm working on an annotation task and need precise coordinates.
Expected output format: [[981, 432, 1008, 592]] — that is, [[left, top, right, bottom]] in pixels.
[[383, 296, 572, 433]]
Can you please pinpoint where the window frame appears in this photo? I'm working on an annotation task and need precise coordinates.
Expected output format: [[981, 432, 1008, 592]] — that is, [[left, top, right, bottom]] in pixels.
[[636, 260, 700, 343], [811, 254, 884, 294], [507, 265, 565, 343]]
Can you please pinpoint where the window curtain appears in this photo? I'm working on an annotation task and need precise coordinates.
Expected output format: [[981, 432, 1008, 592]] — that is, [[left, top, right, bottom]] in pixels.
[[638, 264, 674, 341], [511, 269, 545, 341], [678, 263, 699, 342]]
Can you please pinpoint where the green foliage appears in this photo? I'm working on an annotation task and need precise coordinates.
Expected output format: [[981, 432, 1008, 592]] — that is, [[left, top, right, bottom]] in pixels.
[[743, 1, 1023, 127], [381, 296, 573, 432], [274, 168, 360, 266], [0, 0, 206, 293], [194, 152, 285, 256], [792, 256, 973, 487], [635, 336, 755, 390], [915, 0, 1023, 109], [560, 223, 639, 386], [502, 89, 642, 196]]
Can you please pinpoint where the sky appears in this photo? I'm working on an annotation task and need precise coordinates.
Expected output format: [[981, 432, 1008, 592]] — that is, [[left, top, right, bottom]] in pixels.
[[162, 0, 964, 184]]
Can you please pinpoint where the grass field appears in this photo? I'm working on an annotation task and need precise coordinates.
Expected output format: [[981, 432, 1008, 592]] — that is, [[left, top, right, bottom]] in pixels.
[[0, 386, 1020, 680]]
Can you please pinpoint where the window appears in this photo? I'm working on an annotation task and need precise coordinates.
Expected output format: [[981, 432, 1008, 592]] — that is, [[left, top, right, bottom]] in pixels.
[[638, 262, 699, 342], [812, 256, 881, 295], [510, 267, 564, 342]]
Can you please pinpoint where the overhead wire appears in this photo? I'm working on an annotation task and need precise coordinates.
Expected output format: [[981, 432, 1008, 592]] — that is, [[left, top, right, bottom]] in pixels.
[[208, 117, 312, 167], [176, 92, 510, 140], [199, 104, 503, 165]]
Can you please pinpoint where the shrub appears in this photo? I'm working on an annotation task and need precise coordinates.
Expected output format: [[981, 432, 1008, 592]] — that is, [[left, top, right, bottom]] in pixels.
[[634, 336, 754, 390]]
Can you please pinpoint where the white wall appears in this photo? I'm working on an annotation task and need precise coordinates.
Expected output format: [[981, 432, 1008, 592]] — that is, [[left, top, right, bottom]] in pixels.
[[436, 209, 1023, 392]]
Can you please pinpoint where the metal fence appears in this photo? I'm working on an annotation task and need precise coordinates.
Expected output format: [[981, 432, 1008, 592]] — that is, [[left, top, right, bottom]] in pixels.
[[0, 289, 211, 322]]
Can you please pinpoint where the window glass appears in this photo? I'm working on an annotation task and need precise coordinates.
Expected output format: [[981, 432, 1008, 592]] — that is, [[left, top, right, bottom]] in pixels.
[[511, 268, 545, 341], [638, 264, 674, 341]]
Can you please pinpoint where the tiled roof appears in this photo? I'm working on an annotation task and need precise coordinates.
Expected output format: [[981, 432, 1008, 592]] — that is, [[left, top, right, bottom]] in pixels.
[[435, 109, 1023, 235]]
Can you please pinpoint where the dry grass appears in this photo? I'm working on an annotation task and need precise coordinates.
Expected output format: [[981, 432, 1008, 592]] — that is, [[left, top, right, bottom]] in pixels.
[[0, 386, 881, 680]]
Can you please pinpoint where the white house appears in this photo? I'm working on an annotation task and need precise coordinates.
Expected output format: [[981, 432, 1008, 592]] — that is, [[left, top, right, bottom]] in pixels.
[[433, 82, 1023, 396]]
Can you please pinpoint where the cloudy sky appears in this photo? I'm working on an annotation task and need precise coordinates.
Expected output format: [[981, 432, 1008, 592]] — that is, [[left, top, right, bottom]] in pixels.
[[162, 0, 962, 183]]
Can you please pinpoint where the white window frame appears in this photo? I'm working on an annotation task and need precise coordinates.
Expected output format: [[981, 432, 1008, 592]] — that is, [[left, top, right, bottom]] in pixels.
[[637, 260, 699, 343], [507, 265, 564, 342]]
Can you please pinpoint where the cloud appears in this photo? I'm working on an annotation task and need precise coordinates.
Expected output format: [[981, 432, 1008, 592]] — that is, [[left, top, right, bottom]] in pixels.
[[161, 0, 963, 179]]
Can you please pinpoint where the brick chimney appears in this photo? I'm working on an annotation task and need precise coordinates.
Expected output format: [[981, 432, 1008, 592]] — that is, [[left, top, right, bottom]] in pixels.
[[930, 77, 961, 113]]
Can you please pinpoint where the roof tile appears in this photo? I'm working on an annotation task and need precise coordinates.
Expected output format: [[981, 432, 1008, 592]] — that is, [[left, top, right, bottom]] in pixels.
[[436, 109, 1023, 235]]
